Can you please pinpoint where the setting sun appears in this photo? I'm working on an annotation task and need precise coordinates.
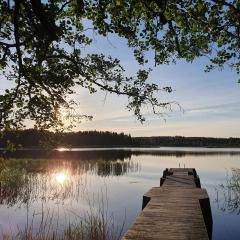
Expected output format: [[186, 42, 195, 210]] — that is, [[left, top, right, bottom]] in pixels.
[[57, 147, 68, 152]]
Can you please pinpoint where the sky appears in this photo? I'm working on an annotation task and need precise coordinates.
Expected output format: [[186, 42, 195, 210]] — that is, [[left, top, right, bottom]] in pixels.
[[69, 31, 240, 137], [1, 29, 239, 137]]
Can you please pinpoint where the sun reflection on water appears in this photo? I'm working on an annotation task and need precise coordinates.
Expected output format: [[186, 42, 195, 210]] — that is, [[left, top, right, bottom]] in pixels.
[[53, 171, 69, 185]]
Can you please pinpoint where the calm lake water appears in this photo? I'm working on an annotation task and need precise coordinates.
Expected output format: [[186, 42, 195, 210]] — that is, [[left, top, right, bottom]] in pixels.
[[0, 147, 240, 239]]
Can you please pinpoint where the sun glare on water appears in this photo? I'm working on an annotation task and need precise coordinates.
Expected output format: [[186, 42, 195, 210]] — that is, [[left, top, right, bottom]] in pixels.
[[54, 172, 69, 185], [58, 147, 68, 152]]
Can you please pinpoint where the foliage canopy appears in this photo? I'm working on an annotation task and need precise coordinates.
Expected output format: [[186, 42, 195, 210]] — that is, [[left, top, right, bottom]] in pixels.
[[0, 0, 239, 130]]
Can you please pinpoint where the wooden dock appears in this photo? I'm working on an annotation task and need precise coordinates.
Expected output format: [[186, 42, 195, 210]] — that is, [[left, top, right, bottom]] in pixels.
[[122, 168, 212, 240]]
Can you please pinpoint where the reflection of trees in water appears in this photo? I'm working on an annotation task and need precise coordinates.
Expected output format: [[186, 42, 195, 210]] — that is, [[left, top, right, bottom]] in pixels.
[[3, 149, 240, 160], [132, 151, 240, 157], [4, 150, 133, 161], [216, 168, 240, 215], [97, 160, 140, 176], [0, 158, 140, 206]]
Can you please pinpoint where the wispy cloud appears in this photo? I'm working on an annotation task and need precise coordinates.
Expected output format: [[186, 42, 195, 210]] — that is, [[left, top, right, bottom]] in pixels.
[[183, 101, 240, 120], [186, 101, 240, 112]]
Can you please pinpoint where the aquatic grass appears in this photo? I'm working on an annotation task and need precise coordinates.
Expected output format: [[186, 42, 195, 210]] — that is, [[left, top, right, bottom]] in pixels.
[[1, 188, 125, 240]]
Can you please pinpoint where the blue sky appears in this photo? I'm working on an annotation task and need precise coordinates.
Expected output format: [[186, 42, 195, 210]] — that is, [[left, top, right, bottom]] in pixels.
[[70, 31, 240, 137], [1, 29, 239, 137]]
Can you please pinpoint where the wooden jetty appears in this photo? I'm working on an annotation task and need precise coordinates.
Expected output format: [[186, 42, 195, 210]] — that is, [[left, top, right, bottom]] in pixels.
[[122, 168, 212, 240]]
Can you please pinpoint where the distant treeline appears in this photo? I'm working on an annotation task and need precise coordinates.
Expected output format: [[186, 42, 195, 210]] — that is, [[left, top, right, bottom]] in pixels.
[[1, 129, 240, 148], [0, 129, 133, 148], [134, 136, 240, 148]]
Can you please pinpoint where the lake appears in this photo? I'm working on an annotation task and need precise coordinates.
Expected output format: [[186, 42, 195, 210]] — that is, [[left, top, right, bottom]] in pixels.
[[0, 147, 240, 239]]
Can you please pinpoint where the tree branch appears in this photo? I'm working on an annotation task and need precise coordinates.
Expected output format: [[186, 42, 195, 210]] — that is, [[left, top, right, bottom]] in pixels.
[[13, 0, 23, 76], [30, 0, 58, 41], [57, 0, 73, 14], [211, 0, 240, 15], [168, 21, 182, 57], [0, 41, 17, 47]]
